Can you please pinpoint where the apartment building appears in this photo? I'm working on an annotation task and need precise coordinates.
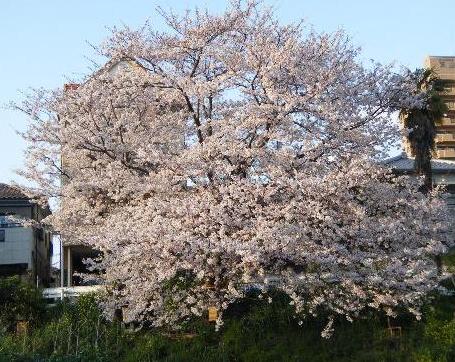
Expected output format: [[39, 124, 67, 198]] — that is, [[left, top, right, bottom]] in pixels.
[[422, 56, 455, 159], [0, 183, 52, 286]]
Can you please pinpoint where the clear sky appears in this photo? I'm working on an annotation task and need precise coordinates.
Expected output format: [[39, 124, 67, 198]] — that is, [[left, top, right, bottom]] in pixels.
[[1, 0, 455, 184]]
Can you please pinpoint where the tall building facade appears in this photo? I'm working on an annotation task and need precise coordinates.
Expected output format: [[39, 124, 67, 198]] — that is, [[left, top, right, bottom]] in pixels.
[[423, 56, 455, 159]]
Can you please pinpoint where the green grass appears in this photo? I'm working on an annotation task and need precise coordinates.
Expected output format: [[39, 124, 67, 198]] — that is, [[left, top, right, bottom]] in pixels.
[[0, 291, 454, 362], [0, 278, 454, 361]]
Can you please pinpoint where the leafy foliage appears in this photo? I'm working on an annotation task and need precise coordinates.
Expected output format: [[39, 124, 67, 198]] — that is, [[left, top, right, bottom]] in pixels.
[[400, 68, 448, 190], [0, 291, 454, 361], [0, 294, 125, 361], [0, 276, 45, 333]]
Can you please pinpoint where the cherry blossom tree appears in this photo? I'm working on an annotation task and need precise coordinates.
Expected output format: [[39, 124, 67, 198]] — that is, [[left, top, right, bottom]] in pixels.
[[16, 0, 452, 336]]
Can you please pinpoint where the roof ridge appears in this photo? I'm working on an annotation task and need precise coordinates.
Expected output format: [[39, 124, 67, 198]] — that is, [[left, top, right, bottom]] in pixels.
[[382, 152, 408, 165]]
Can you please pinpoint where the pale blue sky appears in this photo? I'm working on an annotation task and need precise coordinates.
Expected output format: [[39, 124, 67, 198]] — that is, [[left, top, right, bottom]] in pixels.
[[1, 0, 455, 184]]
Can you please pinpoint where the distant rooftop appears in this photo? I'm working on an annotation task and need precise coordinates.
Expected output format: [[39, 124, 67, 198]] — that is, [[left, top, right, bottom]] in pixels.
[[426, 55, 455, 59], [383, 153, 455, 173], [0, 183, 29, 200]]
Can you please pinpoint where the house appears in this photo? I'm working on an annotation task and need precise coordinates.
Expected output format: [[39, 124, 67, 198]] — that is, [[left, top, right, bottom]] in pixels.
[[0, 183, 53, 287], [384, 152, 455, 215], [61, 59, 160, 287]]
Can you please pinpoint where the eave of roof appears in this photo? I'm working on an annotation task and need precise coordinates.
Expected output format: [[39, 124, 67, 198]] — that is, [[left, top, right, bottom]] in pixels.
[[382, 152, 455, 173], [0, 183, 29, 200]]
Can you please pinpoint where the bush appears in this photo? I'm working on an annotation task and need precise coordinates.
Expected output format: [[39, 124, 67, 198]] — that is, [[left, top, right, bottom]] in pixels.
[[0, 276, 45, 333], [0, 289, 454, 361], [0, 293, 126, 361]]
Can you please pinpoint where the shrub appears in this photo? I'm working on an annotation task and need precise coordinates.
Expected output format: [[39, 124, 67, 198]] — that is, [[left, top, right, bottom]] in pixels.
[[0, 276, 45, 333], [0, 289, 454, 361]]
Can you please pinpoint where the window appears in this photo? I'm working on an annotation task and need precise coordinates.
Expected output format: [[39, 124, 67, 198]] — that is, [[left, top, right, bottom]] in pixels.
[[0, 230, 5, 242]]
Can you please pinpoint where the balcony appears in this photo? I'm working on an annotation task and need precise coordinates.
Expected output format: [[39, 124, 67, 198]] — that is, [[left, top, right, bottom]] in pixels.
[[436, 117, 455, 126], [431, 67, 455, 81], [435, 71, 455, 81], [445, 101, 455, 111], [437, 148, 455, 158], [42, 285, 104, 300], [442, 88, 455, 96], [436, 133, 455, 143]]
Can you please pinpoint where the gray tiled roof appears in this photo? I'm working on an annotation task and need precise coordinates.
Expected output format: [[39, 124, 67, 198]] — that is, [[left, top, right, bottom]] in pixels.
[[383, 152, 455, 173], [0, 183, 29, 199]]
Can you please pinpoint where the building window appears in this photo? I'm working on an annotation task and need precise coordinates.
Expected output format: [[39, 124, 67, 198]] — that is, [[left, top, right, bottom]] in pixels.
[[0, 230, 5, 242]]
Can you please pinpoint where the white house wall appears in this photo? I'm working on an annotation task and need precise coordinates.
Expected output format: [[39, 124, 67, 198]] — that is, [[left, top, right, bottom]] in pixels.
[[0, 227, 33, 266]]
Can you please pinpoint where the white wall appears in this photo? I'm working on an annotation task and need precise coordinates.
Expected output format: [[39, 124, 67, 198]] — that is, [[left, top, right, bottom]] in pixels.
[[0, 227, 33, 266]]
